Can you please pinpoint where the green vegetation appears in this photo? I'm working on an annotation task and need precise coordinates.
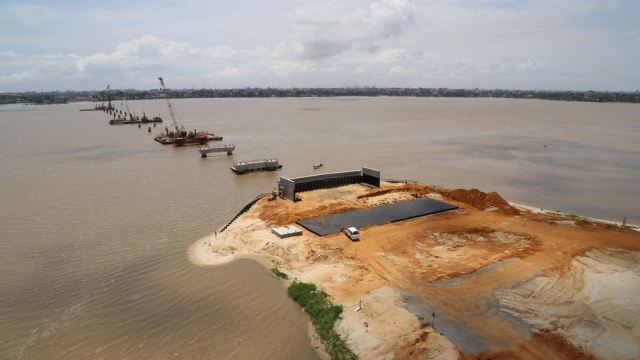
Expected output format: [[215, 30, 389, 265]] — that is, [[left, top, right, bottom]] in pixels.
[[271, 267, 288, 279], [288, 281, 357, 360], [3, 87, 639, 105]]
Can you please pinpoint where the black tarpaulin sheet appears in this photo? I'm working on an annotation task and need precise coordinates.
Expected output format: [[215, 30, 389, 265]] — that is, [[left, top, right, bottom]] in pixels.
[[296, 198, 458, 236]]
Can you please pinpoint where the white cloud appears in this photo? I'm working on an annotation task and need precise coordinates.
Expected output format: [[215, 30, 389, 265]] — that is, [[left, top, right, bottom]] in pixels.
[[289, 0, 418, 59], [388, 65, 403, 76], [375, 48, 407, 64], [271, 60, 319, 76], [368, 0, 417, 37], [478, 58, 545, 74], [0, 0, 637, 91], [212, 66, 257, 77], [0, 70, 34, 82]]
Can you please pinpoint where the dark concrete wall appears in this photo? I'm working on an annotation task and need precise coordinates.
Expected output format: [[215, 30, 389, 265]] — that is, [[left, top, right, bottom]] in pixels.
[[279, 167, 381, 201], [362, 167, 381, 187]]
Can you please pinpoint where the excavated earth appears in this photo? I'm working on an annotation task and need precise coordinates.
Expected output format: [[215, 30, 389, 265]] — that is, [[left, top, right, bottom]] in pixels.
[[189, 182, 640, 360]]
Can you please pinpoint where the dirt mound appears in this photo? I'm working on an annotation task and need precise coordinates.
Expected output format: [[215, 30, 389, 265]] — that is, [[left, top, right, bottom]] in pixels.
[[357, 187, 398, 199], [365, 184, 518, 215], [445, 188, 517, 214], [258, 200, 361, 226], [360, 182, 440, 199]]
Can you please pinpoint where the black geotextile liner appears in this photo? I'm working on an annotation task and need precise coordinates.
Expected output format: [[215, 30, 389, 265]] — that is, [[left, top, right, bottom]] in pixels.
[[296, 198, 458, 236]]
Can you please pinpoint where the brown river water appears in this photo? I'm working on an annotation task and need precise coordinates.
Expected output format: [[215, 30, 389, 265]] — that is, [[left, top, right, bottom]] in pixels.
[[0, 97, 638, 359]]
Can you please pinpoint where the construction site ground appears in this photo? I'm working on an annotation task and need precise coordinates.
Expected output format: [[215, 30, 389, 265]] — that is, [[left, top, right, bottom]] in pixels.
[[188, 182, 640, 360]]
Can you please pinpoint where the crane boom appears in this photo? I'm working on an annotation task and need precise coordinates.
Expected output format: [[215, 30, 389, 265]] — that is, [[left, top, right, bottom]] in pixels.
[[102, 85, 110, 109], [157, 77, 183, 134], [125, 104, 136, 120], [106, 85, 112, 110]]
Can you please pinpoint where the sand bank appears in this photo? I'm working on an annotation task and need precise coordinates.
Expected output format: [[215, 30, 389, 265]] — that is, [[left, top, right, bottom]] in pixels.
[[510, 202, 639, 230], [189, 234, 247, 266], [188, 182, 640, 359]]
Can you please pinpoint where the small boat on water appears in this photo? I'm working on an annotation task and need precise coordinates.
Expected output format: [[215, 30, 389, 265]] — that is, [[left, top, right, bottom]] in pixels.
[[313, 163, 323, 169]]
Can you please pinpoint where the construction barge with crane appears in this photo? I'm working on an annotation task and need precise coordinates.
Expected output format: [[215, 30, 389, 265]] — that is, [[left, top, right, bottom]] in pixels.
[[153, 77, 223, 146]]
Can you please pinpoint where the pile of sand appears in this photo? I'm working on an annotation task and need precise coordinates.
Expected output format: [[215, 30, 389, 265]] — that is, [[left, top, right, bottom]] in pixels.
[[444, 188, 517, 213], [358, 183, 439, 199], [359, 183, 517, 215], [357, 187, 401, 199], [258, 186, 374, 226], [259, 199, 362, 225], [362, 192, 415, 207]]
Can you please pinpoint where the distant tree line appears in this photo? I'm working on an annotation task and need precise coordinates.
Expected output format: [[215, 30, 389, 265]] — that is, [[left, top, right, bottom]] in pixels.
[[2, 87, 639, 104]]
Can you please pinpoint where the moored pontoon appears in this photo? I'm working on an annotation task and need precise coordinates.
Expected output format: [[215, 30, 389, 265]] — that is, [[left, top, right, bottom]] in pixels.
[[198, 144, 235, 157], [231, 158, 282, 174]]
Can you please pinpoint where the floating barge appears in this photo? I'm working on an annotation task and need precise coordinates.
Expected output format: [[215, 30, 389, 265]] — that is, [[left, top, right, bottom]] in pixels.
[[173, 135, 208, 146], [154, 124, 222, 145], [109, 116, 162, 125], [198, 144, 235, 157], [231, 158, 282, 174], [154, 135, 173, 144], [154, 131, 209, 146]]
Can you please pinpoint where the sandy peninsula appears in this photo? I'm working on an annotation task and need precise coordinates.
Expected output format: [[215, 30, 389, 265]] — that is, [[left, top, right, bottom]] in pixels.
[[188, 181, 640, 360]]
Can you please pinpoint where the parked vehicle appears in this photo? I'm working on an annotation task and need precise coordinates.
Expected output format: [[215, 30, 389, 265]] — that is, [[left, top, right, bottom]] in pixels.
[[344, 227, 360, 241]]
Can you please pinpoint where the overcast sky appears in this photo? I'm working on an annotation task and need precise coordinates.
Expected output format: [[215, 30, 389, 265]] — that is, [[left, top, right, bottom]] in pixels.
[[1, 0, 639, 92]]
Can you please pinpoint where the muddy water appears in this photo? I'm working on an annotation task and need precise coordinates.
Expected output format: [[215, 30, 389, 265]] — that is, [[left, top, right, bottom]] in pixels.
[[0, 97, 638, 359]]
